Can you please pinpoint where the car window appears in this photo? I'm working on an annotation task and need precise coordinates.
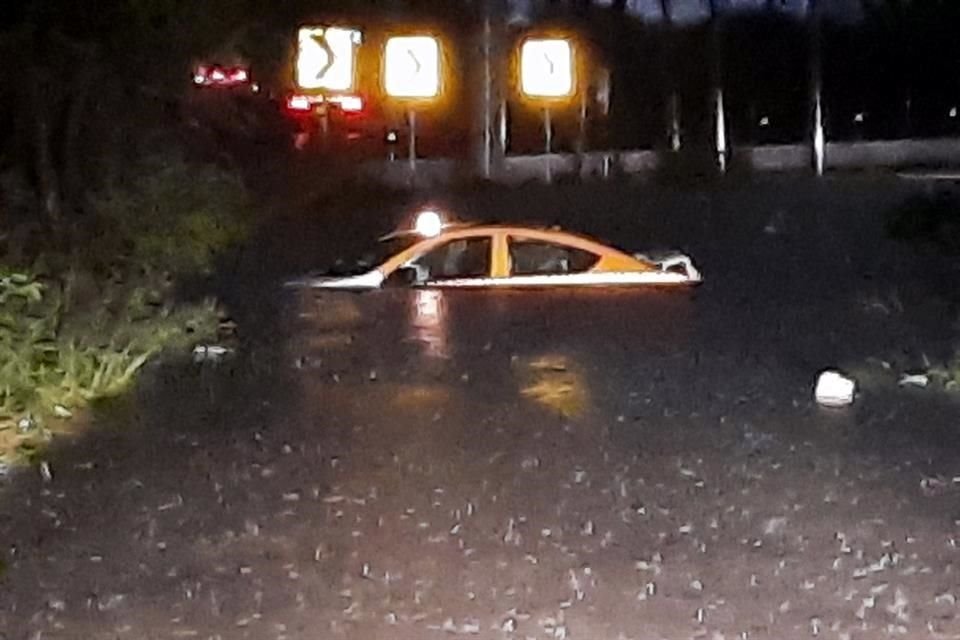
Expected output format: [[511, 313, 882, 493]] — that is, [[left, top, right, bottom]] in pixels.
[[411, 237, 491, 280], [508, 238, 600, 275]]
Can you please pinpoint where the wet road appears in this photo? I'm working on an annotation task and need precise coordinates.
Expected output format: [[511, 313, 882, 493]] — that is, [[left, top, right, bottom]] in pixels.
[[1, 176, 959, 639]]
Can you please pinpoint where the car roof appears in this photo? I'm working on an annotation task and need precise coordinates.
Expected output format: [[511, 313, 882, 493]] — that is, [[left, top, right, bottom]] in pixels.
[[377, 223, 638, 274], [433, 224, 624, 250]]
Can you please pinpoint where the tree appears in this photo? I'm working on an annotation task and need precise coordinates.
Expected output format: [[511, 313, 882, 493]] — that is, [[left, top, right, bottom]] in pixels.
[[659, 0, 671, 22], [0, 0, 273, 244]]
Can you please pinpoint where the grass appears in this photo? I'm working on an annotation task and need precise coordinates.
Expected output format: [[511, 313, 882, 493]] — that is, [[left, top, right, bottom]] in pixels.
[[0, 266, 221, 468], [0, 146, 252, 471]]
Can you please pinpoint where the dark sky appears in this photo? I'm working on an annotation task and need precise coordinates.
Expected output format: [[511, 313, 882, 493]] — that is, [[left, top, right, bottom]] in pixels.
[[0, 2, 27, 30], [0, 0, 865, 32], [508, 0, 864, 23]]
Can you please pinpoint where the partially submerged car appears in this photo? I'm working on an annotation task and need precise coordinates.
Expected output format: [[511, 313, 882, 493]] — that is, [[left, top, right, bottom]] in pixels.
[[289, 211, 702, 291]]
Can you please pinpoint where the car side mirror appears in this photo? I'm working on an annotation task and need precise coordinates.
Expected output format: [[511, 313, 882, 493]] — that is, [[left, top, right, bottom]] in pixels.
[[385, 266, 419, 288]]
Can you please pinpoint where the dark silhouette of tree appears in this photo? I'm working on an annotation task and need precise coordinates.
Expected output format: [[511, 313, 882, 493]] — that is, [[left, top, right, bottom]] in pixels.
[[659, 0, 672, 23]]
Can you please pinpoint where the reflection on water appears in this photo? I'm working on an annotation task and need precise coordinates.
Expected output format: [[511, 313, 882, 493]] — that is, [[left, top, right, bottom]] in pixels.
[[408, 288, 449, 359], [517, 354, 589, 417]]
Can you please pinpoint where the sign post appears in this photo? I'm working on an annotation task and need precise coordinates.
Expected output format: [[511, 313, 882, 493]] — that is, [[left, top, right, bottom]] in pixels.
[[384, 35, 442, 185], [408, 109, 417, 174], [544, 107, 553, 183], [295, 26, 362, 149], [520, 38, 575, 184]]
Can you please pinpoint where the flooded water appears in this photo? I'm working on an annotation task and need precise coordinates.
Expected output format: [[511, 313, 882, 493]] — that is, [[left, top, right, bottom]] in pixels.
[[1, 176, 958, 639]]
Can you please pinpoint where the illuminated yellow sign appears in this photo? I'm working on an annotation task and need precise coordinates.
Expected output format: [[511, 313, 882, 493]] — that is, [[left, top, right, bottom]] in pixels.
[[520, 39, 574, 99], [296, 26, 361, 92], [384, 36, 441, 99]]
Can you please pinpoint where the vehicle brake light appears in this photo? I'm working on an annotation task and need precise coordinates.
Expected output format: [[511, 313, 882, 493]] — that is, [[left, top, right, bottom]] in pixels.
[[210, 69, 226, 82], [232, 68, 249, 82], [334, 95, 363, 112], [287, 95, 312, 112]]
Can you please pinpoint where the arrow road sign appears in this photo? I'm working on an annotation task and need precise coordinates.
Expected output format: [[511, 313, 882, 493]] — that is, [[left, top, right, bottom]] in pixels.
[[296, 26, 360, 92], [384, 36, 441, 99], [521, 39, 574, 99]]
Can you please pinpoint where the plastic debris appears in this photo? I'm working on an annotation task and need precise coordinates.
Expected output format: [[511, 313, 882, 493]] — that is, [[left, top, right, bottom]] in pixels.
[[53, 405, 73, 419], [898, 373, 930, 388], [39, 461, 53, 482], [815, 370, 856, 407], [193, 344, 232, 363], [17, 416, 36, 433], [764, 210, 786, 235]]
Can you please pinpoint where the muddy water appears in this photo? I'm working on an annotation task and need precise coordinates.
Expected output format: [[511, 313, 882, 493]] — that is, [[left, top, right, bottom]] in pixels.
[[1, 177, 958, 639]]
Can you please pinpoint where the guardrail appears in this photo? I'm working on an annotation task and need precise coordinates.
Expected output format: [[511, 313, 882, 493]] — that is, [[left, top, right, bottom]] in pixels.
[[360, 137, 960, 188]]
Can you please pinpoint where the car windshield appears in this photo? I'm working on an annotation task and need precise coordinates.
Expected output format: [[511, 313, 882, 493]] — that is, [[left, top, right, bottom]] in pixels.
[[327, 235, 421, 275]]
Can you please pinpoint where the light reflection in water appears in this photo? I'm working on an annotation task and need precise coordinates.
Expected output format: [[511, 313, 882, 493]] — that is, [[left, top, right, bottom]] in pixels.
[[519, 354, 588, 418], [408, 288, 449, 359]]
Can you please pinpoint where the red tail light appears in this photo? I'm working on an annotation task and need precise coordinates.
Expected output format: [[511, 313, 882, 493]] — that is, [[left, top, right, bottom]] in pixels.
[[193, 64, 251, 87], [287, 95, 312, 112]]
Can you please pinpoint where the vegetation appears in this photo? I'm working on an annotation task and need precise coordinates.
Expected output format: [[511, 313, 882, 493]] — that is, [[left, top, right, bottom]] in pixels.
[[0, 150, 249, 468], [0, 267, 212, 426], [91, 151, 252, 276], [0, 1, 263, 467], [883, 190, 960, 391]]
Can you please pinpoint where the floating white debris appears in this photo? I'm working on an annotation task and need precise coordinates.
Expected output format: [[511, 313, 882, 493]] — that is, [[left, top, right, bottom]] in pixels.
[[898, 373, 929, 388], [461, 620, 480, 634], [810, 616, 821, 636], [521, 456, 541, 470], [815, 370, 856, 407], [762, 516, 788, 536], [52, 404, 72, 419], [193, 344, 232, 363]]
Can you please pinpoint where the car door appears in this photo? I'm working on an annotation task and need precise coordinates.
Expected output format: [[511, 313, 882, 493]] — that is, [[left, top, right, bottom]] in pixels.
[[406, 235, 494, 287], [505, 236, 603, 286]]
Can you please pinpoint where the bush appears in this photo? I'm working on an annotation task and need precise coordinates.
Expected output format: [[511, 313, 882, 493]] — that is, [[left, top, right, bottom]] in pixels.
[[91, 151, 252, 275], [0, 265, 220, 464]]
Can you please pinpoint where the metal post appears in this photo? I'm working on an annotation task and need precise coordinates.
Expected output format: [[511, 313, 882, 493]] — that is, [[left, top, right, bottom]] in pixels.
[[578, 90, 587, 153], [409, 108, 417, 180], [320, 108, 330, 149], [498, 98, 509, 154], [813, 88, 824, 176], [708, 0, 726, 173], [669, 93, 681, 152], [810, 0, 824, 176], [544, 107, 552, 184], [577, 90, 587, 180], [715, 88, 727, 174], [481, 16, 493, 180]]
